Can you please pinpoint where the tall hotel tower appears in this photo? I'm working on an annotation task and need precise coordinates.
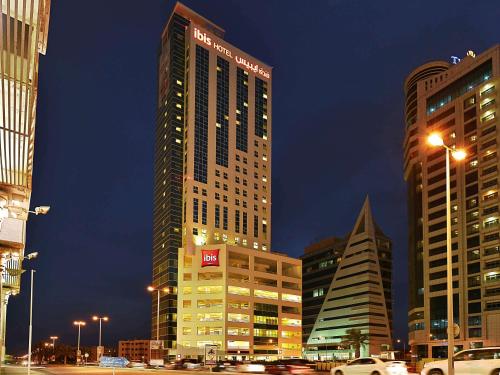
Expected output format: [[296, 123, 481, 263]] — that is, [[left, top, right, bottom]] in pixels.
[[0, 0, 50, 361], [153, 4, 300, 359], [404, 45, 500, 358]]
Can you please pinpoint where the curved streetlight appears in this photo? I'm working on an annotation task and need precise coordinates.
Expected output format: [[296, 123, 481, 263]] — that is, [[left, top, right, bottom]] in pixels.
[[147, 286, 168, 340], [427, 133, 466, 375], [28, 206, 51, 216]]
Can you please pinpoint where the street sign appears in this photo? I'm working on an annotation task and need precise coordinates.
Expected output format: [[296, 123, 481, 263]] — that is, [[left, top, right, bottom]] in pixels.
[[99, 356, 129, 368], [205, 344, 218, 365]]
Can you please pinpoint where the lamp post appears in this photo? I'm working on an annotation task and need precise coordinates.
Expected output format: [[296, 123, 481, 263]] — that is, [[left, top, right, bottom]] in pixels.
[[147, 286, 168, 341], [397, 339, 406, 359], [92, 315, 109, 347], [74, 321, 86, 365], [427, 133, 466, 375], [49, 336, 58, 361]]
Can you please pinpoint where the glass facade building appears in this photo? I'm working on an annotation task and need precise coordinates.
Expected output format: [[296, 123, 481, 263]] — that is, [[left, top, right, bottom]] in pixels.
[[404, 45, 500, 358]]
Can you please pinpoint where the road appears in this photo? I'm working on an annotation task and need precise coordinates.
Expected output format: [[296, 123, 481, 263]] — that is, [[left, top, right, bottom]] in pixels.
[[0, 366, 420, 375]]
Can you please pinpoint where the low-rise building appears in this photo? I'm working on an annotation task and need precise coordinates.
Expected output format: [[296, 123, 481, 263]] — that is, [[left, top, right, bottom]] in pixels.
[[118, 340, 152, 363], [176, 244, 302, 361]]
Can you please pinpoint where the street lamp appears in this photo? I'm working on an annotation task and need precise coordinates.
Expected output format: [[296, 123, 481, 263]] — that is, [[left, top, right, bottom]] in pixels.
[[397, 339, 406, 359], [92, 315, 109, 347], [28, 206, 51, 216], [427, 133, 466, 375], [147, 286, 168, 341], [50, 336, 58, 361], [74, 321, 86, 365]]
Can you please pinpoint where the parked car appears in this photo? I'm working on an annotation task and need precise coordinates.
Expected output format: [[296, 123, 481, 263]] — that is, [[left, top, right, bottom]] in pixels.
[[331, 357, 408, 375], [237, 361, 266, 373], [128, 361, 146, 368], [421, 347, 500, 375]]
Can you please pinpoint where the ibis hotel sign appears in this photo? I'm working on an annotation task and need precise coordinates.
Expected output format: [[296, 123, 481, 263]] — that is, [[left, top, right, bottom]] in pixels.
[[201, 249, 220, 267], [193, 27, 270, 79]]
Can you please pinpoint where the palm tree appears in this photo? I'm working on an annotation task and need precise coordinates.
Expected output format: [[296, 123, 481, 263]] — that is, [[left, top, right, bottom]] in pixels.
[[340, 329, 369, 358]]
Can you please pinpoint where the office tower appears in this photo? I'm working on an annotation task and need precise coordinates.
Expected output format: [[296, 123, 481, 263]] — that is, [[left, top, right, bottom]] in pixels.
[[153, 2, 273, 351], [0, 0, 50, 361], [302, 198, 393, 360], [301, 237, 346, 347], [404, 45, 500, 358]]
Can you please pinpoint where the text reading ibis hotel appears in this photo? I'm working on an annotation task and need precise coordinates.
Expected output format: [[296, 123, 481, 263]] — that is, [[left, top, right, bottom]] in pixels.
[[193, 27, 270, 79]]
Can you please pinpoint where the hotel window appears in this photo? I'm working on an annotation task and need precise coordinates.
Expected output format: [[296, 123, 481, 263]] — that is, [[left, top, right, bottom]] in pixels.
[[254, 289, 278, 300], [223, 172, 228, 179], [228, 286, 250, 296], [243, 212, 248, 235], [183, 287, 192, 295], [197, 299, 223, 309], [202, 201, 207, 225], [194, 45, 209, 183], [254, 315, 278, 325], [216, 57, 229, 167], [215, 193, 220, 200], [227, 327, 250, 336], [197, 313, 223, 322], [197, 341, 222, 349], [215, 205, 220, 228], [182, 327, 192, 335], [313, 288, 324, 297], [223, 183, 228, 191], [183, 273, 192, 281], [227, 313, 250, 323], [254, 329, 277, 337], [282, 331, 301, 339], [282, 318, 301, 327], [235, 210, 240, 233], [183, 300, 192, 308], [282, 343, 300, 350], [223, 195, 228, 203], [193, 186, 199, 194], [182, 314, 192, 322], [282, 293, 301, 303], [198, 272, 223, 281], [193, 198, 199, 223], [223, 207, 228, 230], [197, 286, 223, 294], [236, 68, 249, 152], [197, 326, 223, 336]]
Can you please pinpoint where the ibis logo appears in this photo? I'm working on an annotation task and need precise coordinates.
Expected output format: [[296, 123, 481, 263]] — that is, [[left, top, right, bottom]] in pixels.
[[201, 249, 220, 267], [194, 28, 212, 46]]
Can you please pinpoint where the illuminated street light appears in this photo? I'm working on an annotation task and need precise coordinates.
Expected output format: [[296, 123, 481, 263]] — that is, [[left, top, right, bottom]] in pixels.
[[147, 286, 169, 340], [49, 336, 58, 361], [73, 321, 86, 365], [427, 133, 466, 375], [92, 315, 109, 347], [28, 206, 51, 216]]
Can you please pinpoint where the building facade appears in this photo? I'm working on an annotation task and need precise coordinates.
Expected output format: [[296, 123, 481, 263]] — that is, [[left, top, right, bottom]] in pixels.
[[404, 45, 500, 358], [0, 0, 50, 361], [118, 340, 153, 363], [302, 198, 393, 360], [301, 237, 346, 348], [177, 244, 301, 360], [153, 3, 274, 352]]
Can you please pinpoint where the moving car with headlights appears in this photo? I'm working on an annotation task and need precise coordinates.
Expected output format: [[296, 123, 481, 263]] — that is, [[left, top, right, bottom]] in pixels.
[[237, 362, 266, 373], [421, 347, 500, 375], [266, 359, 315, 375], [331, 357, 408, 375]]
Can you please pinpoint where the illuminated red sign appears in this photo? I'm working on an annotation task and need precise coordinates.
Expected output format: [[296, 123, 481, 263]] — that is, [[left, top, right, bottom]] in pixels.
[[201, 249, 220, 267]]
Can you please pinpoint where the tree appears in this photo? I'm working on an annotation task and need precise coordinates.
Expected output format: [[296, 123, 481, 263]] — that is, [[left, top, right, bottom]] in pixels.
[[340, 329, 369, 358]]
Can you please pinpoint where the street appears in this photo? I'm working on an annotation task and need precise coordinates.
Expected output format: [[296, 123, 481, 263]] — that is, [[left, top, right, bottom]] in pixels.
[[0, 366, 419, 375]]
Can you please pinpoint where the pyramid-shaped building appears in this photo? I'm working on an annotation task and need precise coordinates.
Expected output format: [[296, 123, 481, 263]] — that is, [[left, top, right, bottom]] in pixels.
[[304, 197, 393, 359]]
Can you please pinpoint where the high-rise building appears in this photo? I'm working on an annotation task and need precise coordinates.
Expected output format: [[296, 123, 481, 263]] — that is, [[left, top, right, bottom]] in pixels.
[[302, 198, 393, 360], [153, 2, 272, 351], [404, 45, 500, 358], [0, 0, 50, 361]]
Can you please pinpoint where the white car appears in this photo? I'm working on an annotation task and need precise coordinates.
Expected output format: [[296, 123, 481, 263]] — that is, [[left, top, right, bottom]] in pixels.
[[331, 357, 408, 375], [237, 362, 266, 373], [421, 347, 500, 375]]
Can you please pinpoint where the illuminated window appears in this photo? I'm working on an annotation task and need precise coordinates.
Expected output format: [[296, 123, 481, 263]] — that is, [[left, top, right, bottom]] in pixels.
[[197, 313, 223, 322], [228, 286, 250, 296], [183, 287, 192, 295], [182, 341, 191, 348], [282, 343, 300, 350], [197, 299, 223, 308], [254, 315, 278, 325], [182, 314, 192, 322], [282, 318, 301, 327], [182, 327, 192, 335], [197, 286, 223, 294], [183, 300, 192, 308], [228, 327, 250, 336], [282, 293, 301, 303], [254, 329, 277, 337], [254, 289, 278, 300], [197, 327, 223, 335], [282, 331, 301, 339], [197, 341, 222, 349], [227, 313, 249, 323], [227, 341, 250, 350]]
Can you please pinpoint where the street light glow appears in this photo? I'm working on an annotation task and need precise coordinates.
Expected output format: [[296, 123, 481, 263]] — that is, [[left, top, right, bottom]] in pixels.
[[427, 133, 444, 147], [50, 336, 58, 340], [25, 252, 38, 260], [147, 286, 154, 292], [452, 149, 467, 161], [34, 206, 51, 215], [73, 321, 86, 326]]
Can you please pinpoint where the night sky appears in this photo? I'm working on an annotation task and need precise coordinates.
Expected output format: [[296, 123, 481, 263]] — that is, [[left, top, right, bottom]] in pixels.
[[5, 0, 500, 355]]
